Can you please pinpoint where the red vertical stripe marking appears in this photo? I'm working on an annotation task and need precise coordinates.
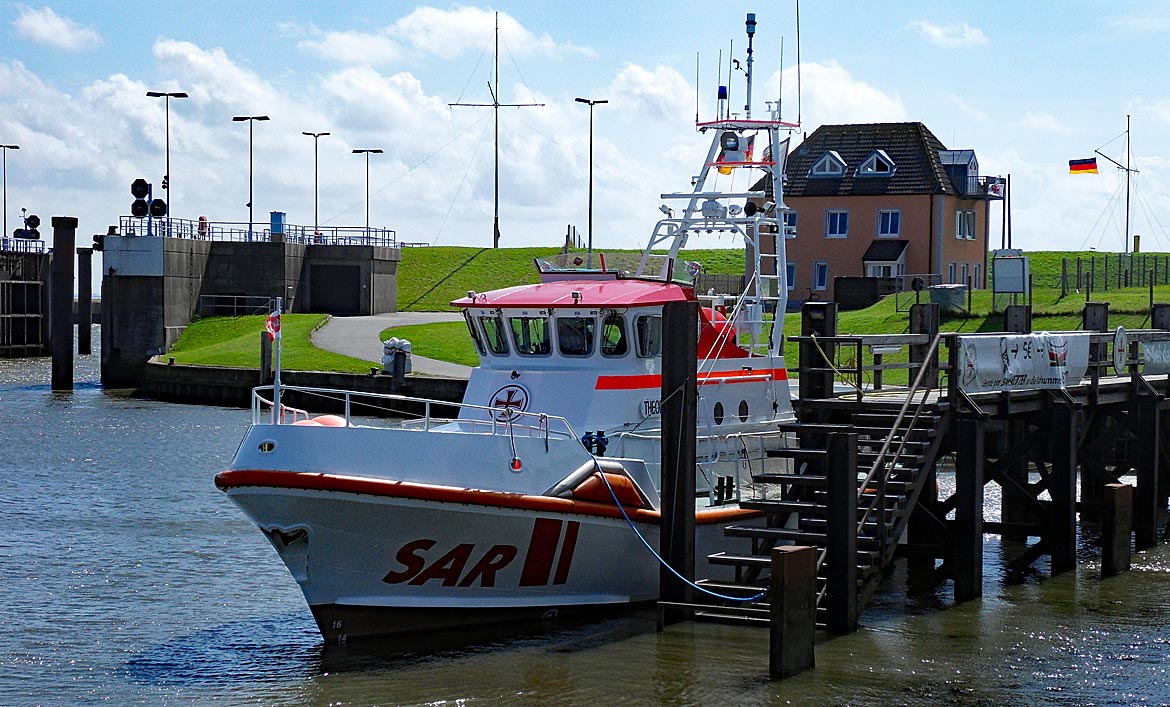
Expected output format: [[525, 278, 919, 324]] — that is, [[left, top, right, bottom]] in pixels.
[[552, 521, 580, 585], [519, 518, 561, 586]]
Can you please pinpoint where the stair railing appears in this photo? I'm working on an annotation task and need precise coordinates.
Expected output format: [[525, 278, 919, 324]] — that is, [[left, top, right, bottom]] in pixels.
[[855, 331, 944, 562]]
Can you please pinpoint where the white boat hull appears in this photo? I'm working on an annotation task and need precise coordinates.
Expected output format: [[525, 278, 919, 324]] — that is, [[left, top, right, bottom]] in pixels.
[[218, 470, 764, 642]]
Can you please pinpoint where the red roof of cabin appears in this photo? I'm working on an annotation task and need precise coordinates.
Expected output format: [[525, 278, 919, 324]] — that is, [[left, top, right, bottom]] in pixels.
[[452, 279, 695, 309]]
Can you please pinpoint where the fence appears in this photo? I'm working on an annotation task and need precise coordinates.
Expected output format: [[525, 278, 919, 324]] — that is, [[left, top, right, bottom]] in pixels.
[[1050, 254, 1170, 295], [118, 216, 398, 248]]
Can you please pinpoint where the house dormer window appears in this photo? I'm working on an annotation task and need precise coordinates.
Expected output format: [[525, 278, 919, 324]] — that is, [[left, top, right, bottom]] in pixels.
[[809, 151, 846, 177], [857, 150, 896, 177]]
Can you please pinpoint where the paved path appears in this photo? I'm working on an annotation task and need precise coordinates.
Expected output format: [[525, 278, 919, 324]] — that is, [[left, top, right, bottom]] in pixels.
[[311, 312, 473, 379]]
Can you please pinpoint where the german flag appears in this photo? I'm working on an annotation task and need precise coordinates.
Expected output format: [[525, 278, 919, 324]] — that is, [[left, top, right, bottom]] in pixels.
[[1069, 158, 1098, 175]]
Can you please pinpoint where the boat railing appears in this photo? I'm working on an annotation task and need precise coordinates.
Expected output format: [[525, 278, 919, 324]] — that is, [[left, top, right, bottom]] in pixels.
[[250, 384, 577, 441]]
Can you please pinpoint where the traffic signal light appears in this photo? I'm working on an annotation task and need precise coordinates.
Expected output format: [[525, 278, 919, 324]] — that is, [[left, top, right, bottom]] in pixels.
[[131, 178, 150, 217], [149, 198, 167, 217]]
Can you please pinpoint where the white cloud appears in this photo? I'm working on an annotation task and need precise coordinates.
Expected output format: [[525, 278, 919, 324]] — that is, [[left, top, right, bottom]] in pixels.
[[296, 6, 593, 67], [784, 61, 907, 127], [1017, 111, 1072, 136], [909, 20, 988, 49], [12, 5, 100, 51]]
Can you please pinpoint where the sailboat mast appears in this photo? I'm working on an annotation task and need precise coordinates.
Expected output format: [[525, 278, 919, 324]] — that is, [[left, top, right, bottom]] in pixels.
[[493, 12, 500, 249], [1125, 113, 1131, 254]]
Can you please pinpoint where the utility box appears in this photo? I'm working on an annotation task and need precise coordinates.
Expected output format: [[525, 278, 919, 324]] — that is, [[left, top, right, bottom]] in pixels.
[[929, 283, 966, 313]]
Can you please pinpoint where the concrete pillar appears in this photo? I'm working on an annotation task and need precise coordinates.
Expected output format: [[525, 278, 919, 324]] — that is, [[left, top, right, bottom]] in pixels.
[[1049, 403, 1078, 574], [769, 545, 817, 679], [825, 431, 857, 634], [51, 217, 78, 391], [1101, 483, 1133, 578], [659, 300, 697, 625], [954, 418, 985, 601], [798, 302, 837, 403], [76, 247, 92, 355]]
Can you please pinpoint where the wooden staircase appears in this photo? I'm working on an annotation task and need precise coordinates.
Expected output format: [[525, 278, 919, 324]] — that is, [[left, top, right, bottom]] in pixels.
[[688, 398, 950, 631]]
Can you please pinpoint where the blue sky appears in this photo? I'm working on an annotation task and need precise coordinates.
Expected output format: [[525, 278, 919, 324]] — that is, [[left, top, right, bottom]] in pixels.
[[4, 1, 1170, 268]]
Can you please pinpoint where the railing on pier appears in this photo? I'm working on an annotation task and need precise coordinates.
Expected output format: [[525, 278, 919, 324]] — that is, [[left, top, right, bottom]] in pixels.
[[0, 237, 46, 254], [117, 216, 398, 247], [198, 295, 274, 317]]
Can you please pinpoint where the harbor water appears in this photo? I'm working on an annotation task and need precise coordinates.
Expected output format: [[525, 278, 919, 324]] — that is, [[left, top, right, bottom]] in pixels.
[[3, 330, 1170, 706]]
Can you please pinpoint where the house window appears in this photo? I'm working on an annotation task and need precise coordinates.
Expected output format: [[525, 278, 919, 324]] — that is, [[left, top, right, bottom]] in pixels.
[[877, 209, 900, 238], [961, 263, 970, 285], [786, 262, 796, 291], [973, 263, 982, 289], [825, 210, 849, 238], [947, 262, 957, 284], [857, 150, 896, 176], [813, 261, 829, 290], [956, 210, 976, 240], [809, 151, 846, 177], [783, 210, 798, 237], [867, 263, 895, 278]]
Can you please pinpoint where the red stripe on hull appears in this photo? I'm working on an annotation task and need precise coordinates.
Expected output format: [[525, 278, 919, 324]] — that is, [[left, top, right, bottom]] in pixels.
[[594, 367, 789, 390], [216, 469, 760, 526]]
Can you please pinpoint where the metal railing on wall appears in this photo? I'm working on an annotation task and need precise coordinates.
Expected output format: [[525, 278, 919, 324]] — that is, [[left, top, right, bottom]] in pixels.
[[197, 294, 275, 317], [117, 216, 398, 248]]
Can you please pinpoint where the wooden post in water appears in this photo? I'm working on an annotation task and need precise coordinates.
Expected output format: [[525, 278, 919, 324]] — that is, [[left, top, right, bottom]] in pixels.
[[1048, 402, 1078, 574], [1102, 483, 1133, 577], [50, 217, 78, 391], [954, 418, 985, 601], [769, 545, 817, 678], [76, 247, 92, 355], [1133, 395, 1160, 549], [659, 299, 697, 625], [260, 331, 272, 384], [825, 431, 857, 634], [1081, 302, 1111, 520]]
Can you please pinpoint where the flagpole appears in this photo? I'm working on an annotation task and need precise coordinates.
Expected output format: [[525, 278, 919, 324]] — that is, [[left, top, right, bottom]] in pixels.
[[273, 296, 283, 423]]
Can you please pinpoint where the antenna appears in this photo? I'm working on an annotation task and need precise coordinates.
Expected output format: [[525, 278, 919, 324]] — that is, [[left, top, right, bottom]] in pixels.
[[744, 13, 756, 119], [796, 0, 803, 127], [695, 53, 700, 124], [777, 36, 784, 122], [727, 40, 733, 119], [449, 12, 544, 248]]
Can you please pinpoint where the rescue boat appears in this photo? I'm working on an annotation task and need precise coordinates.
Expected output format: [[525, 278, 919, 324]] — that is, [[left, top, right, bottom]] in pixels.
[[217, 15, 801, 643]]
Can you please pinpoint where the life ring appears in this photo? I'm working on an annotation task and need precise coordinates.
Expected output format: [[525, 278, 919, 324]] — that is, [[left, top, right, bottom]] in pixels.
[[197, 215, 208, 237]]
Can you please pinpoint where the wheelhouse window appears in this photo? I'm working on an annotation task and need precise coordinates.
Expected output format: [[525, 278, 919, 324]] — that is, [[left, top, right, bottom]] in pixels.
[[826, 210, 849, 239], [509, 316, 551, 356], [956, 210, 976, 240], [600, 312, 628, 357], [877, 209, 900, 237], [478, 314, 509, 355], [556, 316, 596, 357], [635, 315, 662, 358], [464, 313, 486, 355]]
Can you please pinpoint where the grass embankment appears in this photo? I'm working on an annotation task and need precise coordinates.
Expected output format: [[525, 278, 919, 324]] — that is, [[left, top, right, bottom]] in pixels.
[[167, 314, 376, 373]]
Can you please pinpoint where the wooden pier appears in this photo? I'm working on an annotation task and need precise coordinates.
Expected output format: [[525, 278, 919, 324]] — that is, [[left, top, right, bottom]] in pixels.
[[662, 301, 1170, 678]]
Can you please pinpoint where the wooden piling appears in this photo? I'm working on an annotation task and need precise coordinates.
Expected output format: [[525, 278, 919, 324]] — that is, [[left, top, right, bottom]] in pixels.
[[76, 247, 92, 355], [908, 303, 939, 384], [1049, 402, 1078, 574], [1134, 395, 1160, 550], [1101, 483, 1133, 578], [260, 332, 272, 384], [1003, 305, 1032, 334], [954, 418, 984, 601], [799, 302, 837, 403], [50, 217, 78, 391], [769, 545, 817, 679], [659, 300, 697, 625], [825, 431, 857, 634]]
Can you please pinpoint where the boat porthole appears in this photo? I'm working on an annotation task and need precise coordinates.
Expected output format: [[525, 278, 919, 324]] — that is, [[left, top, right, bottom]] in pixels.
[[713, 402, 725, 425], [259, 441, 276, 453], [738, 400, 749, 422]]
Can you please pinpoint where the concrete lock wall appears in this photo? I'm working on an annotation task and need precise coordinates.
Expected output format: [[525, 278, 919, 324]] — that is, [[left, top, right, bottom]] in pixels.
[[101, 236, 401, 387]]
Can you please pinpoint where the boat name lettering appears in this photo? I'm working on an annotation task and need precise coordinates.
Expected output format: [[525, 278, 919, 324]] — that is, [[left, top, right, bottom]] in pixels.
[[381, 519, 580, 588], [640, 399, 662, 417]]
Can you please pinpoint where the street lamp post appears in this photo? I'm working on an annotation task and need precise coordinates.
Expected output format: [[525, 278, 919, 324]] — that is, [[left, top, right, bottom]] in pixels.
[[1, 144, 18, 241], [302, 131, 330, 236], [146, 91, 188, 233], [352, 148, 383, 239], [232, 115, 270, 240], [574, 97, 607, 268]]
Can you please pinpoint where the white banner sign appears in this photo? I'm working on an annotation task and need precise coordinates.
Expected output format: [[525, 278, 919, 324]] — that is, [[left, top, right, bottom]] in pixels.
[[957, 333, 1090, 393], [1144, 340, 1170, 375]]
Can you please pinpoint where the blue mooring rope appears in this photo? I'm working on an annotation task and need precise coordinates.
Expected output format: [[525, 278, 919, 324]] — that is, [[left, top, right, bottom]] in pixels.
[[589, 454, 768, 604]]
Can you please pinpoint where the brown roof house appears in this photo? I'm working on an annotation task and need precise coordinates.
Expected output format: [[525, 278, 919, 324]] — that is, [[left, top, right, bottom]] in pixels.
[[760, 122, 1003, 306]]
